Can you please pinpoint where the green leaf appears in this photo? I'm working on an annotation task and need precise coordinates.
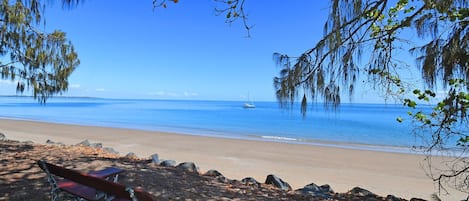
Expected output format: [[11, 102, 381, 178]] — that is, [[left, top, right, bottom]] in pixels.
[[396, 117, 403, 123]]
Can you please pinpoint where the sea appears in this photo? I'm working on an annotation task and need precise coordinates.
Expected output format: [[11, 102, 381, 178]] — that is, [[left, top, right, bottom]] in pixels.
[[0, 96, 446, 153]]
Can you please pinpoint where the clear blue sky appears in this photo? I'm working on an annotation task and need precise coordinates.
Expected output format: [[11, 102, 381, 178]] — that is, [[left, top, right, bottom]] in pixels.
[[0, 0, 395, 102]]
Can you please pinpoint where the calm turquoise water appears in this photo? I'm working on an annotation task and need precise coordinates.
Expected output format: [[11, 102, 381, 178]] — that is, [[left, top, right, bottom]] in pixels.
[[0, 96, 424, 150]]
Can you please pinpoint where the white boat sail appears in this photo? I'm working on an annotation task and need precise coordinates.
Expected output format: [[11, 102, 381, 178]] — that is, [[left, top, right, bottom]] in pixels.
[[243, 92, 255, 108]]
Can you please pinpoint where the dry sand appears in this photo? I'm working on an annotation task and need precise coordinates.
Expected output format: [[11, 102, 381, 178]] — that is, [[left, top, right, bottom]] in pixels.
[[0, 118, 465, 200]]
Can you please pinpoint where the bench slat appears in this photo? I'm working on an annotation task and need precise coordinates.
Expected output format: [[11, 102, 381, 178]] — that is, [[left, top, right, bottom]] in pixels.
[[58, 181, 97, 200], [88, 167, 123, 178]]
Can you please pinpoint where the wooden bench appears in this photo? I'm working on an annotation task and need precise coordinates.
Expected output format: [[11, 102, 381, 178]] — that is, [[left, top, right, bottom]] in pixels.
[[37, 160, 155, 201]]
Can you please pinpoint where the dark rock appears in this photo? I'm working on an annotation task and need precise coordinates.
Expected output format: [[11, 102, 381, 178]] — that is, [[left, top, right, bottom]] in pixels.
[[319, 184, 333, 193], [103, 147, 119, 154], [151, 154, 160, 164], [348, 187, 376, 197], [46, 139, 55, 144], [204, 170, 227, 182], [176, 162, 199, 173], [386, 194, 406, 201], [160, 160, 177, 167], [125, 152, 138, 159], [241, 177, 260, 187], [410, 198, 428, 201], [77, 139, 90, 146], [204, 169, 223, 177], [265, 174, 292, 191], [0, 133, 5, 140], [89, 142, 102, 148], [296, 182, 333, 199]]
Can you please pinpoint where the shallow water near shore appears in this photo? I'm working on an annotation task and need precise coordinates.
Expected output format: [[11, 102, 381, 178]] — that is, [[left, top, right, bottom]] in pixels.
[[0, 96, 440, 152]]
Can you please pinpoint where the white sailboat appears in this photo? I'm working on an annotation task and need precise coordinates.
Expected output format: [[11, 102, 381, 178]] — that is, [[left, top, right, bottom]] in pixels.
[[243, 92, 255, 108]]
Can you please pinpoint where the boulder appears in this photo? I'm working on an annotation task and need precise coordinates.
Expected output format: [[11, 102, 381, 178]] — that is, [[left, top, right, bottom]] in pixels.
[[77, 139, 91, 146], [89, 142, 102, 148], [151, 154, 160, 165], [176, 162, 199, 173], [160, 160, 177, 167], [241, 177, 260, 186], [204, 169, 223, 177], [0, 133, 5, 140], [103, 147, 119, 154], [125, 152, 138, 159], [204, 169, 227, 183], [296, 182, 333, 199], [386, 195, 406, 201], [409, 198, 427, 201], [265, 174, 292, 191], [348, 187, 376, 197]]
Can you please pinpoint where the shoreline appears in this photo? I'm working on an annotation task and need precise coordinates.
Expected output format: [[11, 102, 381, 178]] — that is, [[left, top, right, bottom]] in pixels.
[[0, 116, 427, 155], [0, 118, 465, 200]]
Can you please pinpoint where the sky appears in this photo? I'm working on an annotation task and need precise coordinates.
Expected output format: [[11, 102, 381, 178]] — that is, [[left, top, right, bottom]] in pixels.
[[0, 0, 405, 102]]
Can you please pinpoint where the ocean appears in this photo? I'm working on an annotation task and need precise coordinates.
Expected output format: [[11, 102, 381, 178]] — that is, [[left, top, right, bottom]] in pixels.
[[0, 96, 433, 152]]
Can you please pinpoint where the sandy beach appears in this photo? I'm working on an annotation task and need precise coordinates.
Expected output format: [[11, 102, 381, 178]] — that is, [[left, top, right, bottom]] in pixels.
[[0, 118, 465, 200]]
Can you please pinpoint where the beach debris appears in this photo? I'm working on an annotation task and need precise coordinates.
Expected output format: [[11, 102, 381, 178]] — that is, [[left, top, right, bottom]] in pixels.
[[241, 177, 260, 187], [151, 154, 160, 165], [103, 147, 119, 154], [0, 132, 5, 141], [77, 139, 91, 146], [176, 162, 199, 173], [265, 174, 292, 191], [125, 152, 138, 159], [296, 182, 334, 199], [160, 160, 177, 167]]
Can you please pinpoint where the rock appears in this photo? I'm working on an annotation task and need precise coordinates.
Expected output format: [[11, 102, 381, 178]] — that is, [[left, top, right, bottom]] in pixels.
[[77, 139, 90, 146], [151, 154, 160, 165], [89, 142, 102, 148], [125, 152, 138, 159], [176, 162, 199, 173], [160, 160, 177, 167], [241, 177, 260, 186], [23, 140, 34, 145], [296, 182, 333, 199], [265, 174, 292, 191], [204, 169, 223, 177], [386, 195, 406, 201], [319, 184, 333, 193], [410, 198, 428, 201], [103, 147, 119, 154], [0, 133, 5, 140], [46, 139, 55, 144], [348, 187, 376, 197], [204, 170, 227, 183]]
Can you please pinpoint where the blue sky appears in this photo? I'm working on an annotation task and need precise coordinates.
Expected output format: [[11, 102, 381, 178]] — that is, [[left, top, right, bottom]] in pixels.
[[0, 0, 401, 102]]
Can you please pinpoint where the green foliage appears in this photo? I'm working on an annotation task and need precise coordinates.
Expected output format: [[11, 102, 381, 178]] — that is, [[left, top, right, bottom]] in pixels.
[[0, 0, 80, 103], [270, 0, 468, 195]]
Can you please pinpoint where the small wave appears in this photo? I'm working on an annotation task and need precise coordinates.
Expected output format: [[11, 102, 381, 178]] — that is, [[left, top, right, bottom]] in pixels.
[[261, 135, 298, 141]]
